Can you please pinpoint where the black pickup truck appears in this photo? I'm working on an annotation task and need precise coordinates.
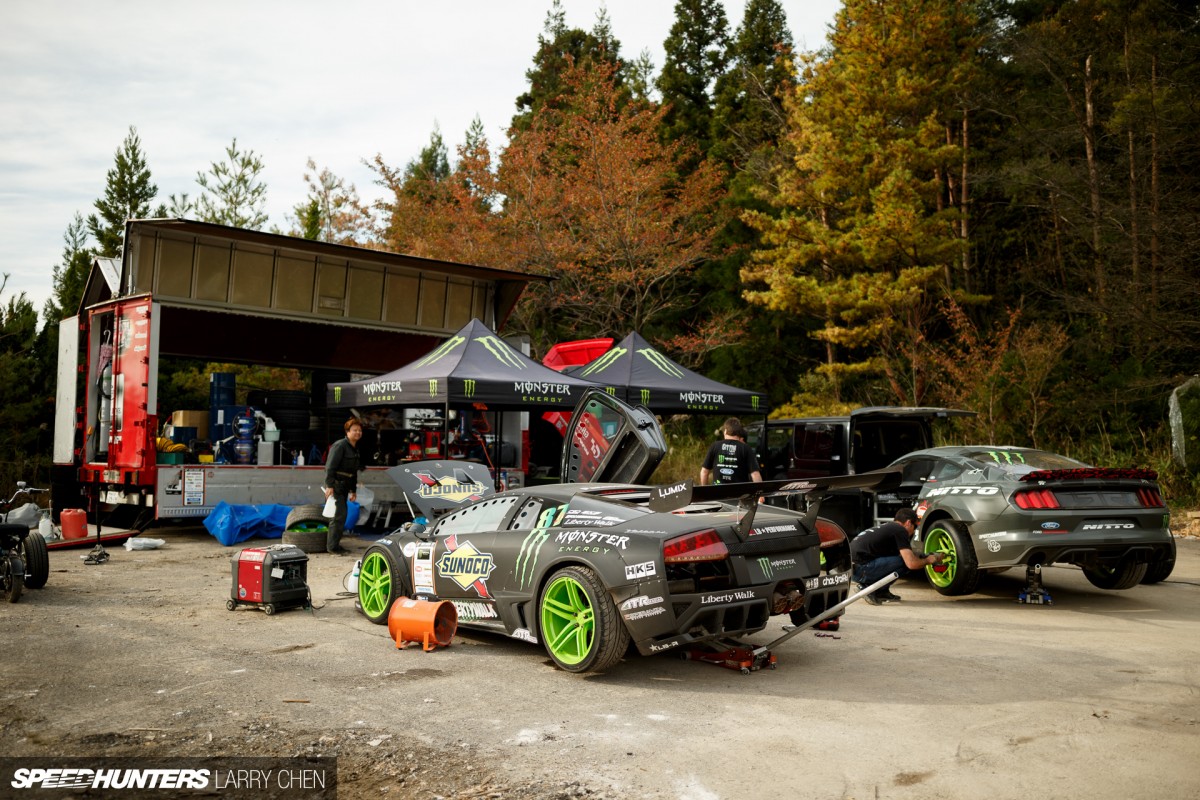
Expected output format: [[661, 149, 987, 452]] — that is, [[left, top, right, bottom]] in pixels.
[[745, 407, 975, 538]]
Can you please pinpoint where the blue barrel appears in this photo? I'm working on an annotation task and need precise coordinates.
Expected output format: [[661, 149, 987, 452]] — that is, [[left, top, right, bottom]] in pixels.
[[209, 372, 236, 410]]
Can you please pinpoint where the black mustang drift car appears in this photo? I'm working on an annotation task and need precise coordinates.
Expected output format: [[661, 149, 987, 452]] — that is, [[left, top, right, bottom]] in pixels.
[[356, 390, 891, 673]]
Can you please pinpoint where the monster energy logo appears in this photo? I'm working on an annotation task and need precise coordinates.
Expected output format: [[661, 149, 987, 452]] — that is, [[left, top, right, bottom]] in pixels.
[[758, 557, 774, 580], [638, 347, 685, 379], [605, 387, 617, 396], [579, 346, 627, 377], [514, 527, 552, 589], [751, 395, 760, 411], [417, 335, 465, 368], [429, 379, 438, 397], [988, 450, 1026, 464], [333, 386, 342, 404], [477, 336, 525, 369], [640, 389, 651, 405], [464, 379, 476, 398]]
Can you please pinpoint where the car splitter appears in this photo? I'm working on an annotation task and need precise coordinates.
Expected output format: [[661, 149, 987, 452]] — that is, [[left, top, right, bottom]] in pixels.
[[681, 572, 900, 674]]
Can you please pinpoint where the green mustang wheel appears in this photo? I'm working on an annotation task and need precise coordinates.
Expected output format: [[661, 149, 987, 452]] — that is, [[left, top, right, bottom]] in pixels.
[[922, 519, 980, 596], [358, 547, 404, 624], [539, 566, 628, 673]]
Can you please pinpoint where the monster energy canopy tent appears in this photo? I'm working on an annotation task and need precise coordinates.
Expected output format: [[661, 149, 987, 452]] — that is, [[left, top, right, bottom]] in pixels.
[[326, 318, 602, 409], [575, 332, 768, 415]]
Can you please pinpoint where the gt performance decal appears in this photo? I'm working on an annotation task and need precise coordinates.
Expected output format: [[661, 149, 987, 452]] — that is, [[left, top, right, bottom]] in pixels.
[[750, 524, 796, 537], [413, 472, 487, 505], [436, 535, 496, 598]]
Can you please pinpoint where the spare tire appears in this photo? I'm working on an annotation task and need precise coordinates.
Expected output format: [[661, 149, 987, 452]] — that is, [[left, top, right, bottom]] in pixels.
[[283, 504, 328, 553]]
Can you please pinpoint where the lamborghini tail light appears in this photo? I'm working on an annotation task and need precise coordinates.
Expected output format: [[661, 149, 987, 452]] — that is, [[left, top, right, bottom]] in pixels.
[[663, 529, 728, 563], [1013, 489, 1060, 510], [814, 518, 847, 548], [1136, 487, 1165, 508]]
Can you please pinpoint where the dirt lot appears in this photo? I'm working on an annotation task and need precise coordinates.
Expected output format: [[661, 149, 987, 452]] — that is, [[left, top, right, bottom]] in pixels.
[[3, 520, 1199, 800]]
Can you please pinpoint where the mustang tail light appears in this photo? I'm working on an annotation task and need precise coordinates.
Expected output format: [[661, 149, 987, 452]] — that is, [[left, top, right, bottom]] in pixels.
[[1137, 487, 1165, 508], [814, 518, 847, 548], [663, 529, 728, 563], [1013, 489, 1060, 510]]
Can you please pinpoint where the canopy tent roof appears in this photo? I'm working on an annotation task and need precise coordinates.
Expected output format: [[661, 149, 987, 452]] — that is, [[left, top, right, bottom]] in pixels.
[[326, 318, 603, 410], [574, 332, 768, 416]]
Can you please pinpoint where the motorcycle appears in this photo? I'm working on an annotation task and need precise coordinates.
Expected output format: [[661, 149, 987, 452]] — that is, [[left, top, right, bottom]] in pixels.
[[0, 482, 50, 603]]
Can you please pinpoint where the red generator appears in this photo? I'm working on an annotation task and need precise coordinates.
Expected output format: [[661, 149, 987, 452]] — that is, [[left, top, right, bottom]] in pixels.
[[227, 544, 310, 615]]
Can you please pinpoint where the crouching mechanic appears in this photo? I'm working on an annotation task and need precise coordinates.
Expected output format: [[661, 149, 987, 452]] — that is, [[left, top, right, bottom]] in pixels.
[[850, 508, 944, 605]]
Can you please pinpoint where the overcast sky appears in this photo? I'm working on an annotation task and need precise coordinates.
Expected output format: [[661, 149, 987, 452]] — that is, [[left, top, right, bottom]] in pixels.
[[0, 0, 840, 318]]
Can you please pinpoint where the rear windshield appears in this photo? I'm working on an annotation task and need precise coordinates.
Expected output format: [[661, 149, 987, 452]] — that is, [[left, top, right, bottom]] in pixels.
[[964, 449, 1086, 476]]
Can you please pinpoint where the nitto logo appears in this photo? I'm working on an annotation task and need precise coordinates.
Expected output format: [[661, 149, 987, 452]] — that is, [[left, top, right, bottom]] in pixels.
[[1081, 523, 1136, 530]]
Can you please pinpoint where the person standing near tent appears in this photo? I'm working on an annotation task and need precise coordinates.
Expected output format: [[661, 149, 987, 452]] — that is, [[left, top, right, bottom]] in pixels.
[[699, 418, 763, 485], [323, 418, 363, 555]]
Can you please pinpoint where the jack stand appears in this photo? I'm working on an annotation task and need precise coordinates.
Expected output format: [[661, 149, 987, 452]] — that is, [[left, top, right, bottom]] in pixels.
[[681, 572, 900, 675], [83, 545, 109, 565], [1017, 563, 1052, 605]]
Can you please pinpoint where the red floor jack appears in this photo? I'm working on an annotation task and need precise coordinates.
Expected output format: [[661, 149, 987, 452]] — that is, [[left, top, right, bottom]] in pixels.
[[1017, 563, 1053, 605], [682, 572, 900, 674]]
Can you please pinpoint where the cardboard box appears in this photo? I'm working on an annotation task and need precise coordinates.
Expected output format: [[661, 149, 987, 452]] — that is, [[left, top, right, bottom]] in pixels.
[[168, 411, 209, 441]]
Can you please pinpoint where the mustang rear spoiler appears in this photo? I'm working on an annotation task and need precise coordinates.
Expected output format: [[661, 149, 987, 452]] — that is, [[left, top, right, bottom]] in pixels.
[[648, 468, 901, 542]]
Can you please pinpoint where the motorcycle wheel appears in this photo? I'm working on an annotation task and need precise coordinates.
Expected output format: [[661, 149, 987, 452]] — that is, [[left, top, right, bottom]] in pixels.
[[3, 554, 24, 603]]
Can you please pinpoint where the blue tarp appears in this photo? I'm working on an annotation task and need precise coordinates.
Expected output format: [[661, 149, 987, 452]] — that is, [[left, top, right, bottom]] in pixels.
[[203, 501, 361, 546]]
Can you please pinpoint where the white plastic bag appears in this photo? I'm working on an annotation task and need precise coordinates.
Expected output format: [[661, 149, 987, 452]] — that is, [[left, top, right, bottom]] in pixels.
[[124, 537, 166, 550], [322, 495, 337, 518], [355, 485, 375, 509]]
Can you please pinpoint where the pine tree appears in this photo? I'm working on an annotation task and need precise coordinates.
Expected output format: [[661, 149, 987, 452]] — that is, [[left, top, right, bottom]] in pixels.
[[44, 213, 93, 322], [288, 159, 374, 245], [513, 1, 625, 130], [194, 138, 268, 229], [87, 126, 159, 258], [656, 0, 731, 153], [742, 0, 983, 403], [710, 0, 795, 169]]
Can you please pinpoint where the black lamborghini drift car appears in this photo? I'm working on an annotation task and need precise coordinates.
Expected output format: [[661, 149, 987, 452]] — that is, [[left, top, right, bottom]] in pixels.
[[355, 390, 893, 673]]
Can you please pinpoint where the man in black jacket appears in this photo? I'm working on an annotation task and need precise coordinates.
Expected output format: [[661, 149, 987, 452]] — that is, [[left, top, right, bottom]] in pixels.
[[850, 508, 944, 604], [323, 418, 363, 555]]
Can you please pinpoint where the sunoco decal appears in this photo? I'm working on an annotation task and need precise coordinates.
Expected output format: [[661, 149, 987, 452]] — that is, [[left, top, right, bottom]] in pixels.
[[414, 472, 486, 505], [436, 535, 496, 598]]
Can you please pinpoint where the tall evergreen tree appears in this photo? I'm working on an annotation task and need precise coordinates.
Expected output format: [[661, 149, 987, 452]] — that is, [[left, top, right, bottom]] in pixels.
[[743, 0, 984, 404], [87, 126, 159, 258], [710, 0, 794, 169], [513, 1, 625, 130], [45, 213, 93, 323], [194, 138, 268, 229], [656, 0, 731, 153]]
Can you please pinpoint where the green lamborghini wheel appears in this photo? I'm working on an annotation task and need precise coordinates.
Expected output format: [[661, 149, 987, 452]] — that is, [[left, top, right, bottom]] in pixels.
[[539, 566, 628, 673], [923, 520, 980, 596], [358, 547, 405, 624]]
